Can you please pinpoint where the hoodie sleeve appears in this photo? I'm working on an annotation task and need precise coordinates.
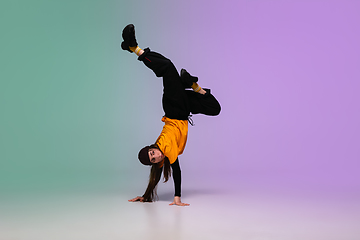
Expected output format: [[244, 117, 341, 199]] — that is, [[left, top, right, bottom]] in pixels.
[[171, 158, 181, 197]]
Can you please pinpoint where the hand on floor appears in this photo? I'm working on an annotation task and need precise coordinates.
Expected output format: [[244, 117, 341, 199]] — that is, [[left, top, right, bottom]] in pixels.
[[169, 196, 190, 206], [128, 196, 144, 202]]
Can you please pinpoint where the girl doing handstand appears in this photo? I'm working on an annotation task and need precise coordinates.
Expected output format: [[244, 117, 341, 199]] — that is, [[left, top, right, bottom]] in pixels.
[[121, 24, 221, 206]]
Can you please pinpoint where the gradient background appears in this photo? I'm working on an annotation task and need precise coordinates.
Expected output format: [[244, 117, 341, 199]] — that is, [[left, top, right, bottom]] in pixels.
[[1, 0, 360, 239]]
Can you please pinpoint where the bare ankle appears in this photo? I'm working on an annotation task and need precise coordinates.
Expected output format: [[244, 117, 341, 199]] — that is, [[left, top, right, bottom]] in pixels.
[[198, 88, 206, 95]]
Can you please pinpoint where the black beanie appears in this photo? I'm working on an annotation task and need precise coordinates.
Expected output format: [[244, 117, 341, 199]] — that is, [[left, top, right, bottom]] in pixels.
[[138, 146, 151, 165]]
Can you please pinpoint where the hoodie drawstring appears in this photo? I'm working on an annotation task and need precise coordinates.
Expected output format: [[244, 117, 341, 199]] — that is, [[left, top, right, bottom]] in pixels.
[[188, 115, 194, 126]]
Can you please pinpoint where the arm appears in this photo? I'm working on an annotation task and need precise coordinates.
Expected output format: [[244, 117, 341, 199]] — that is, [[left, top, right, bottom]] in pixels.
[[169, 158, 189, 206], [171, 158, 182, 197]]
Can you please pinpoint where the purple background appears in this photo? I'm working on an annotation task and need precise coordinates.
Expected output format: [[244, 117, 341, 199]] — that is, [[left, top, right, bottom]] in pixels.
[[130, 0, 360, 196], [2, 1, 360, 239], [1, 0, 359, 198]]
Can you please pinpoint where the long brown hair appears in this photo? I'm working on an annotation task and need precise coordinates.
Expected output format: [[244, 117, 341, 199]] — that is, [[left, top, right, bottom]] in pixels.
[[142, 143, 171, 202]]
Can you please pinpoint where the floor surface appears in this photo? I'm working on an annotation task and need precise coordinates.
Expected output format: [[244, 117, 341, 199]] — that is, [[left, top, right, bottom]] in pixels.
[[1, 187, 359, 240]]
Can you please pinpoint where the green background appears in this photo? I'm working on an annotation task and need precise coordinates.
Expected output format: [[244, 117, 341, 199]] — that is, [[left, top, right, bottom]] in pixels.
[[1, 0, 162, 196], [2, 0, 360, 199]]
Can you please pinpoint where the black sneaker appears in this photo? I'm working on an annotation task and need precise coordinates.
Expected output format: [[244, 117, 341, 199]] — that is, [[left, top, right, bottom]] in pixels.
[[121, 24, 138, 52], [180, 68, 198, 88]]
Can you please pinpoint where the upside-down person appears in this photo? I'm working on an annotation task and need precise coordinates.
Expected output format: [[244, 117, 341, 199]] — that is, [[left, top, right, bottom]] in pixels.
[[121, 24, 221, 206]]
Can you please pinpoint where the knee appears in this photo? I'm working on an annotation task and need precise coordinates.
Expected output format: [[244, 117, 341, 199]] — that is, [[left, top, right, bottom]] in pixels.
[[163, 59, 174, 71], [155, 59, 175, 77], [205, 92, 221, 116], [211, 102, 221, 116]]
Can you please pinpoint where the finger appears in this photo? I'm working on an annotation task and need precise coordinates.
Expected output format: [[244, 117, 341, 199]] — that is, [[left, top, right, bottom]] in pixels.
[[129, 197, 140, 202], [178, 203, 190, 206]]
